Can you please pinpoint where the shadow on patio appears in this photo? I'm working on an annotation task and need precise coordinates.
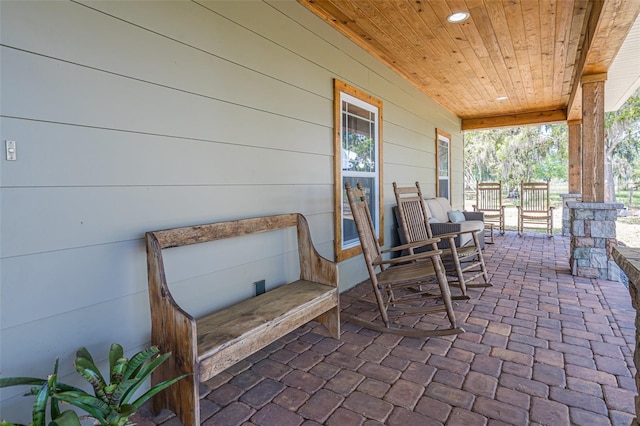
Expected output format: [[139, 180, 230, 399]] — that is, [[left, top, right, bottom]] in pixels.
[[134, 231, 636, 425]]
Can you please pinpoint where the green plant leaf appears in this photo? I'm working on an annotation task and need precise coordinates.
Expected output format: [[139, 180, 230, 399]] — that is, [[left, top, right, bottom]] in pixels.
[[110, 357, 127, 386], [107, 378, 138, 407], [53, 391, 109, 424], [74, 357, 108, 402], [32, 381, 49, 426], [122, 347, 159, 381], [108, 344, 124, 384], [75, 347, 106, 385], [48, 362, 61, 420], [131, 374, 189, 409], [132, 352, 170, 382], [118, 404, 136, 417], [119, 352, 170, 404], [0, 377, 46, 388], [48, 411, 81, 426]]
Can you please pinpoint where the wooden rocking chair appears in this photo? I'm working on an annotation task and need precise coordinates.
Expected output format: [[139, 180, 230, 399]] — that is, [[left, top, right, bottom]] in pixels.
[[517, 181, 554, 237], [343, 182, 464, 337], [393, 182, 492, 296], [473, 182, 505, 242]]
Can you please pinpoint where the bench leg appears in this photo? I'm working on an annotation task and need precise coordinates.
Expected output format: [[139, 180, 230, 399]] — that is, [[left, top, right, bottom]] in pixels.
[[150, 344, 200, 425], [151, 364, 200, 425], [315, 305, 340, 339], [162, 371, 200, 426]]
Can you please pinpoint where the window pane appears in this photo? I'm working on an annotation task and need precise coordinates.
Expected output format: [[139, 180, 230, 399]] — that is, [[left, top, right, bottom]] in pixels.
[[438, 140, 449, 177], [342, 176, 376, 247], [342, 106, 376, 173], [439, 179, 449, 198]]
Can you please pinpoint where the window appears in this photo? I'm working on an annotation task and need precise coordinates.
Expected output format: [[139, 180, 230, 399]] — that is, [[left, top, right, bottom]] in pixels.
[[334, 79, 383, 261], [436, 128, 451, 200]]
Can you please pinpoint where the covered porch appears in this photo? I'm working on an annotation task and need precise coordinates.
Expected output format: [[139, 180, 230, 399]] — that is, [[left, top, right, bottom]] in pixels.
[[134, 232, 636, 425], [2, 0, 640, 422]]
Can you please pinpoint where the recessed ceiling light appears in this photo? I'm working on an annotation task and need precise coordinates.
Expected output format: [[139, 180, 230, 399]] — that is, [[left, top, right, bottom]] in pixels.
[[447, 11, 469, 23], [496, 96, 508, 101]]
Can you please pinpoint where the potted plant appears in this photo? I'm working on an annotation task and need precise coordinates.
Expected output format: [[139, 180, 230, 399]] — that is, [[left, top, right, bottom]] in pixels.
[[0, 343, 187, 426]]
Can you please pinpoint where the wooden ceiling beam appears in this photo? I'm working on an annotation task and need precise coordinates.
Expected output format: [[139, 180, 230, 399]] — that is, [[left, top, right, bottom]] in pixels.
[[461, 109, 567, 131], [566, 0, 603, 121], [567, 0, 640, 120]]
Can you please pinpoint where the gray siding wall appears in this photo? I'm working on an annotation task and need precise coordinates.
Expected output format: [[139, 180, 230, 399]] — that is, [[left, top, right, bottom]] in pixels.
[[0, 0, 461, 416]]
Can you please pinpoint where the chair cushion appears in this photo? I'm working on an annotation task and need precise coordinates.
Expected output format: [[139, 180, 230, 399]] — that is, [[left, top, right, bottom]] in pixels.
[[460, 220, 484, 233], [459, 220, 484, 246], [448, 210, 466, 223]]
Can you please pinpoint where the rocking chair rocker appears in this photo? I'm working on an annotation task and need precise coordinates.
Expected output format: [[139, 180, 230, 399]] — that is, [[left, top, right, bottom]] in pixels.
[[343, 182, 464, 337]]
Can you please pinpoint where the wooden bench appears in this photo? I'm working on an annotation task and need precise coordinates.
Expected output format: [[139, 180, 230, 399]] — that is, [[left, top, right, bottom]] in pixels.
[[146, 213, 340, 425]]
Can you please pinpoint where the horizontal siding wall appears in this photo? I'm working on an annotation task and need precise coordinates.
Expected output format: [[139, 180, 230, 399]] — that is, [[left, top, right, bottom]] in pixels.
[[0, 0, 461, 415]]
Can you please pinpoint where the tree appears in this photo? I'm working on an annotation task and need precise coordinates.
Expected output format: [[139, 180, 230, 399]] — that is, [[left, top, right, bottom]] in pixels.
[[605, 88, 640, 202], [464, 124, 568, 194]]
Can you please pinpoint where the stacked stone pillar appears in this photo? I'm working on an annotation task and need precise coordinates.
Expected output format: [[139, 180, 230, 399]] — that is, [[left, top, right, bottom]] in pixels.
[[560, 194, 582, 236], [568, 201, 623, 281]]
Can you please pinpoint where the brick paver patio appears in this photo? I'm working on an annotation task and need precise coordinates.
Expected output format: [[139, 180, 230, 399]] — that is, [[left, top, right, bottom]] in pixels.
[[133, 231, 637, 425]]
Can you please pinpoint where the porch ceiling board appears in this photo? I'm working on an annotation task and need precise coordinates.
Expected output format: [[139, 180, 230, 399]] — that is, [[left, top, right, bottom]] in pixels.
[[299, 0, 640, 130]]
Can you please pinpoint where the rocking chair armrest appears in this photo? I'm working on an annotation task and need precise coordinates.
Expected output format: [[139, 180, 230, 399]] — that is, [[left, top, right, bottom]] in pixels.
[[373, 249, 444, 266], [381, 239, 441, 254], [429, 229, 478, 240]]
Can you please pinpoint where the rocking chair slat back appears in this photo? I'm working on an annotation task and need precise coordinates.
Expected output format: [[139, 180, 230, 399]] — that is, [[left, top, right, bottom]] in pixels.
[[473, 182, 505, 235], [346, 183, 383, 269], [520, 182, 550, 212], [517, 181, 554, 237]]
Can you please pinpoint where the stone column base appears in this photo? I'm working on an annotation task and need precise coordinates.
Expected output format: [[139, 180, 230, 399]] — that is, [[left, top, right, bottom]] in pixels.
[[568, 202, 623, 281], [560, 194, 581, 237]]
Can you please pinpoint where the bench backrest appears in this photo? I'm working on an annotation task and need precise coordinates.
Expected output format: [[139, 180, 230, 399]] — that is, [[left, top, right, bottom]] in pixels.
[[146, 213, 337, 318]]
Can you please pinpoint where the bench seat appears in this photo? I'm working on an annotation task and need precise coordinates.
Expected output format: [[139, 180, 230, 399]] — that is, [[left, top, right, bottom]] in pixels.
[[196, 279, 338, 381]]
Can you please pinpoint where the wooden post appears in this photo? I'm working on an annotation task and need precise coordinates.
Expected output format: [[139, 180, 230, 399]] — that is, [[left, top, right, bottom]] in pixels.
[[581, 73, 607, 203], [567, 120, 582, 194]]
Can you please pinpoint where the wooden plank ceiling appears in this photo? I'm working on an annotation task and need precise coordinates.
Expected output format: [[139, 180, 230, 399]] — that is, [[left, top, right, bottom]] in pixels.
[[298, 0, 640, 130]]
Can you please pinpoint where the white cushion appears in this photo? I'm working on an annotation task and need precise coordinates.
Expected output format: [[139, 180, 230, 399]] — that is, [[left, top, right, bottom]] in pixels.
[[460, 220, 484, 233], [434, 197, 453, 215], [459, 220, 484, 246], [425, 198, 449, 222]]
